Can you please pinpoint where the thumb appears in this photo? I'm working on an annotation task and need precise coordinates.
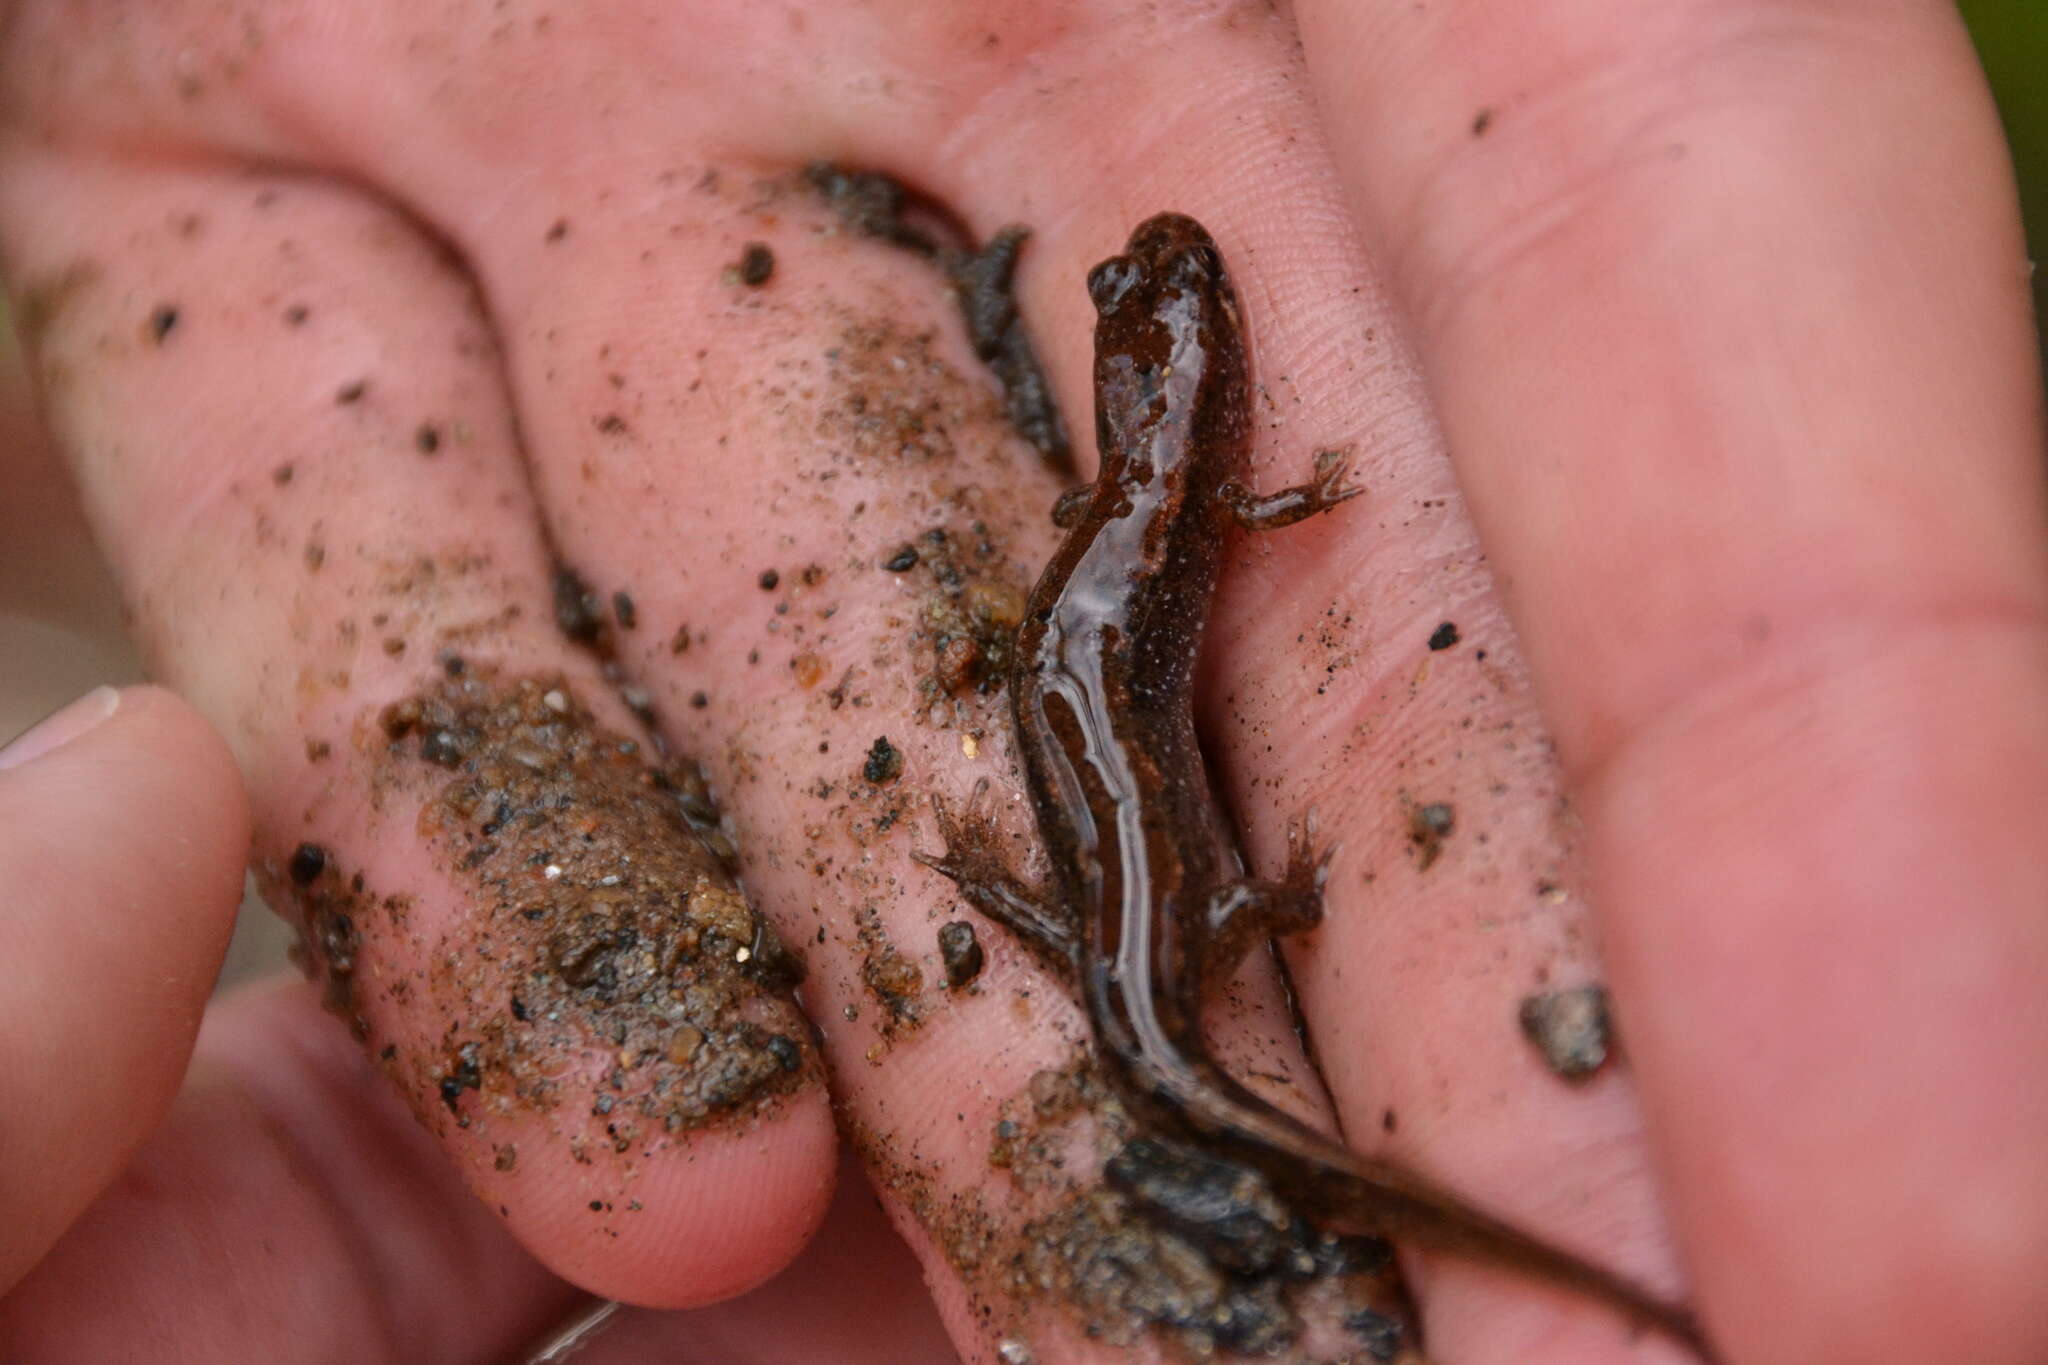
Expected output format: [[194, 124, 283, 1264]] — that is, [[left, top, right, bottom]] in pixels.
[[0, 685, 249, 1290]]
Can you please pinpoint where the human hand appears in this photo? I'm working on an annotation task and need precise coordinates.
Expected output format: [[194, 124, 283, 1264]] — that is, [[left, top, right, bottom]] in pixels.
[[3, 4, 2043, 1364], [0, 687, 959, 1363]]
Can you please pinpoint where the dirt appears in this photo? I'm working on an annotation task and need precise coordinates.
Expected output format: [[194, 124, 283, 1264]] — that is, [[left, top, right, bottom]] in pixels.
[[781, 309, 1038, 727], [854, 901, 926, 1036], [804, 162, 1072, 474], [860, 1054, 1420, 1363], [362, 667, 815, 1142], [732, 241, 776, 286], [1520, 984, 1614, 1080], [938, 919, 985, 989], [268, 839, 410, 1040], [1405, 800, 1455, 871], [551, 565, 613, 658]]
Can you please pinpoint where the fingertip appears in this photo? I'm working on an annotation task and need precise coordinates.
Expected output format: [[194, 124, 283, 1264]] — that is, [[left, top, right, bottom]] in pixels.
[[485, 1084, 838, 1308], [0, 683, 251, 1287]]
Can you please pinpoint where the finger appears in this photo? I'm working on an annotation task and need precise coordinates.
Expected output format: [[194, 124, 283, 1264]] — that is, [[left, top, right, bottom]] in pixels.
[[0, 685, 246, 1291], [0, 149, 835, 1305], [1293, 1, 2048, 1360], [548, 1152, 955, 1365], [0, 978, 577, 1362]]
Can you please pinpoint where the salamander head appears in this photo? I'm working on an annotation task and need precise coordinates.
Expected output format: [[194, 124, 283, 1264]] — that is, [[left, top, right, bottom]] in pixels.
[[1086, 214, 1246, 484], [1086, 213, 1231, 329]]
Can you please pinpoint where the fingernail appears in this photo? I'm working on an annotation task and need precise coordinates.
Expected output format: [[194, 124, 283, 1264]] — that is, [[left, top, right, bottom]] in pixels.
[[0, 686, 123, 772]]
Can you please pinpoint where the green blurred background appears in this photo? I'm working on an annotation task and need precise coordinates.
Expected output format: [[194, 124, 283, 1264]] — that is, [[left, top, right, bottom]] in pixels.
[[1964, 1, 2048, 367]]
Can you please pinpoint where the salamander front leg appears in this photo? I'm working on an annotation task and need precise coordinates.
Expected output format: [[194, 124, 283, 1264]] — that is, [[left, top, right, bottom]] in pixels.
[[1198, 813, 1336, 991], [913, 782, 1079, 976], [1219, 446, 1363, 532]]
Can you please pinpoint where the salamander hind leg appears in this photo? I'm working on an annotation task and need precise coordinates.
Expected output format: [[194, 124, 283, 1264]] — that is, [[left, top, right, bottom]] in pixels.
[[1198, 812, 1336, 990], [912, 781, 1079, 974], [1220, 446, 1363, 533]]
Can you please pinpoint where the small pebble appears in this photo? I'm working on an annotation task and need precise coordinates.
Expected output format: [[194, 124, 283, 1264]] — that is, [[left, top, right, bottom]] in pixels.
[[1520, 984, 1614, 1080], [938, 920, 984, 989]]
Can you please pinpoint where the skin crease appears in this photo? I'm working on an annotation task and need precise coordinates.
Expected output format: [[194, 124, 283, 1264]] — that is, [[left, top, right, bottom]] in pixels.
[[0, 4, 2043, 1365]]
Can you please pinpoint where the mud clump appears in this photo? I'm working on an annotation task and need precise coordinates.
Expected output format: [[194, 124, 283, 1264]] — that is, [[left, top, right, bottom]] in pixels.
[[1016, 1135, 1412, 1361], [938, 920, 984, 989], [1520, 984, 1614, 1080], [854, 902, 925, 1037], [380, 668, 812, 1141], [876, 1057, 1417, 1363], [804, 161, 1072, 473], [550, 566, 613, 658], [268, 840, 411, 1043], [884, 522, 1030, 718]]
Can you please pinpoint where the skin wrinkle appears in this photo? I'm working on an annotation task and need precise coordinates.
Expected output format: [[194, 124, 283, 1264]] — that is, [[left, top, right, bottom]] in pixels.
[[233, 1075, 408, 1361], [203, 986, 586, 1353], [1567, 595, 2048, 795], [1375, 5, 1958, 343]]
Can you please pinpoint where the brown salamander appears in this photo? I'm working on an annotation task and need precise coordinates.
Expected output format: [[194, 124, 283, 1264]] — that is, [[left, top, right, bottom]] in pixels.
[[922, 213, 1711, 1357]]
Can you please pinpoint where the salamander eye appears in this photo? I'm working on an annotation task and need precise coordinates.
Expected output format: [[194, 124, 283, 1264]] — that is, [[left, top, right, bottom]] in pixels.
[[1087, 256, 1140, 313]]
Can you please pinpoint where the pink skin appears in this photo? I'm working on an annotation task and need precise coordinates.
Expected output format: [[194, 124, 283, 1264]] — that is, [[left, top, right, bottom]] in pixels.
[[1, 3, 2044, 1364]]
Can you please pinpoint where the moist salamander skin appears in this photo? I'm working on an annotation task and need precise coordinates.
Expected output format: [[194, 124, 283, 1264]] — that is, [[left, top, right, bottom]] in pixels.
[[923, 212, 1714, 1360]]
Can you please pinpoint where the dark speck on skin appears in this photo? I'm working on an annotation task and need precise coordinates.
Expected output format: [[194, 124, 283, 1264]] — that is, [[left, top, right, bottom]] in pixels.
[[552, 566, 610, 653], [938, 920, 984, 989], [1345, 1306, 1407, 1361], [736, 242, 775, 286], [883, 545, 920, 572], [419, 726, 474, 767], [289, 842, 328, 887], [149, 304, 180, 343], [1520, 985, 1614, 1080], [1427, 621, 1460, 651], [862, 736, 903, 785], [758, 569, 780, 591], [416, 423, 442, 454], [1408, 801, 1455, 870]]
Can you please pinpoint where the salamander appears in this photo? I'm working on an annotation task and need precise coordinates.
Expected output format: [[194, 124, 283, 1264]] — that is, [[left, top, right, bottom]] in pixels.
[[920, 212, 1709, 1356]]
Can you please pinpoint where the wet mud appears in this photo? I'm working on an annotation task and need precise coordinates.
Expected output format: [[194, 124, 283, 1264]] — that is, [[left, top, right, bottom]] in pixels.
[[279, 667, 816, 1162], [858, 1053, 1419, 1363], [805, 162, 1071, 474]]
